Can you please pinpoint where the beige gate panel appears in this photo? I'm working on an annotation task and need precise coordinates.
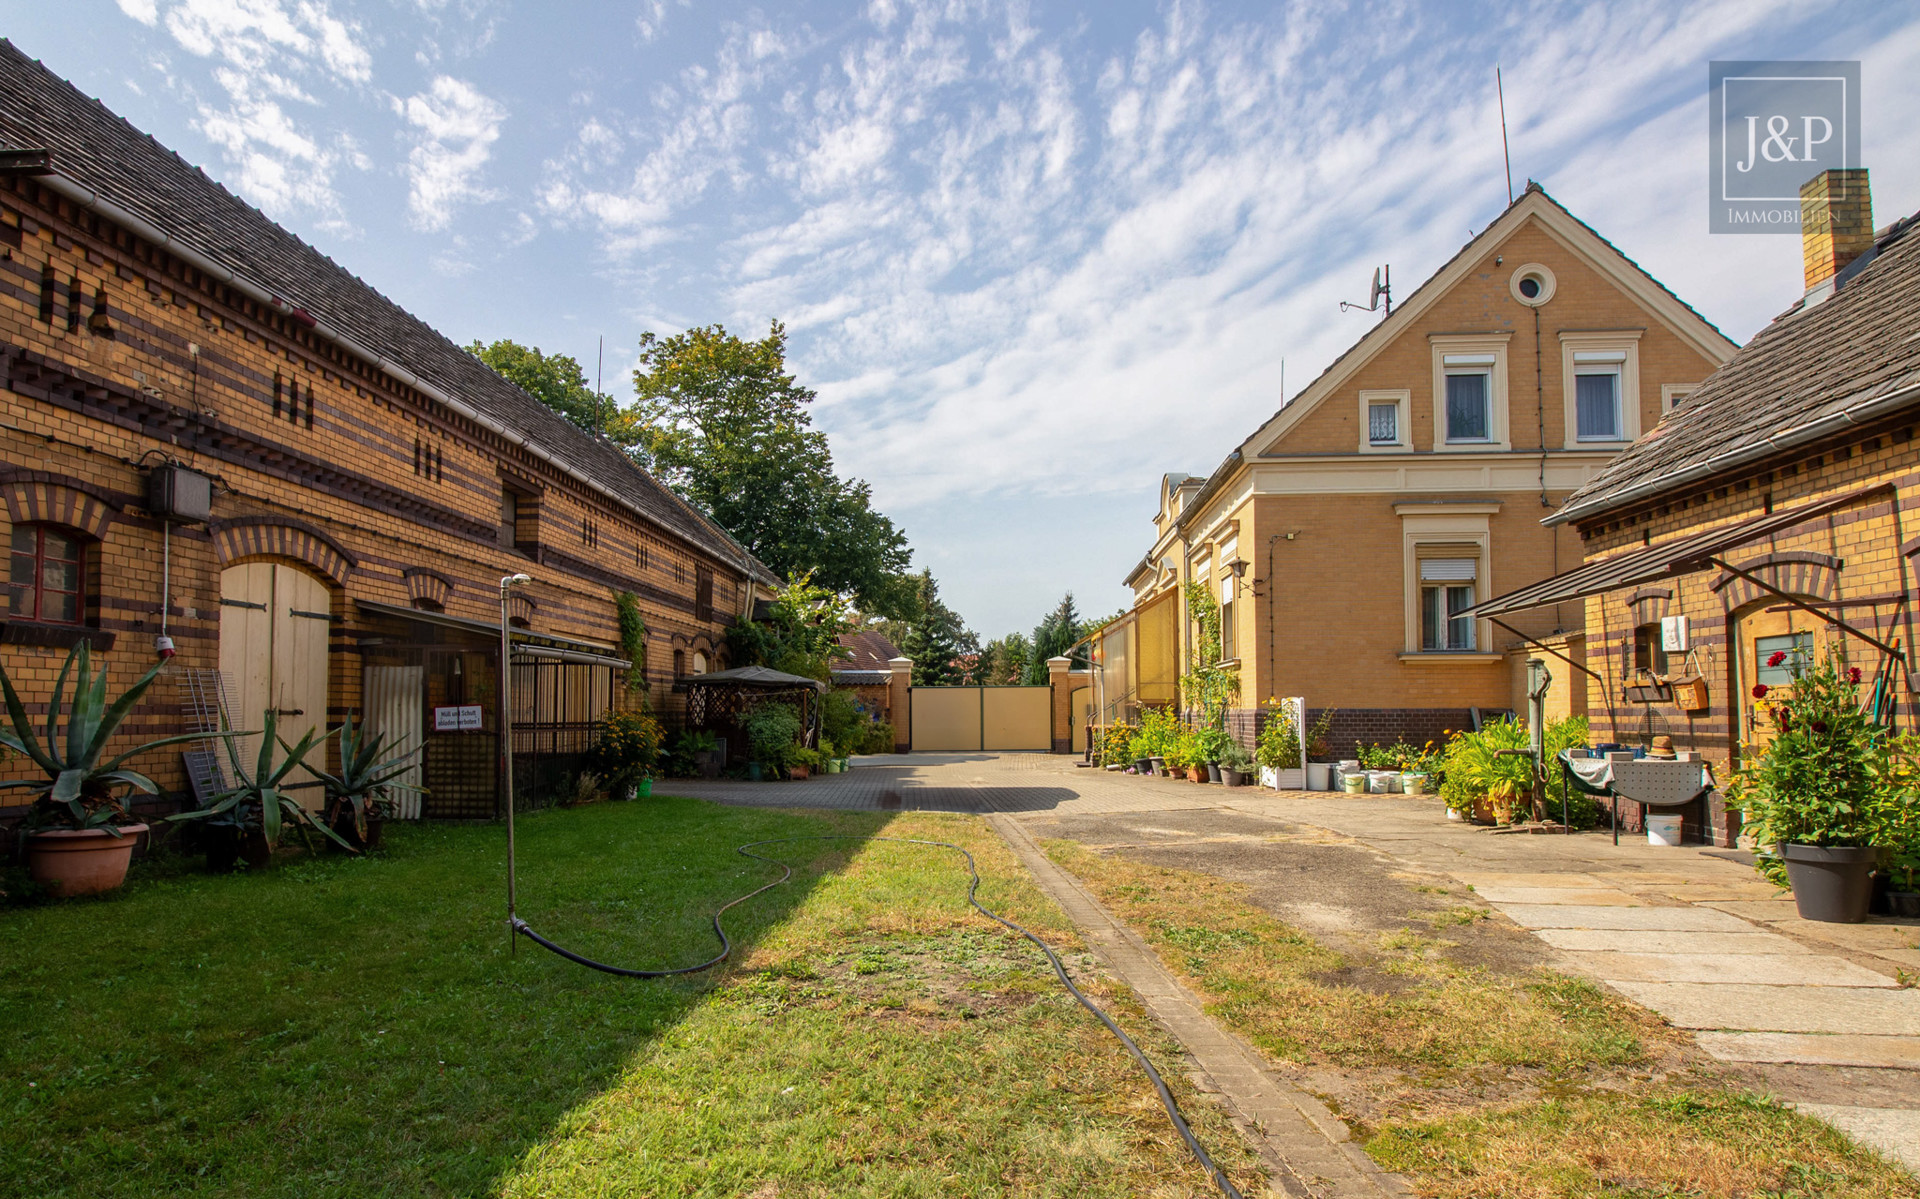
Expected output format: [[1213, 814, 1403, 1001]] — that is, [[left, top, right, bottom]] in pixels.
[[219, 562, 332, 809], [982, 686, 1051, 751], [1068, 687, 1090, 753], [911, 687, 983, 752]]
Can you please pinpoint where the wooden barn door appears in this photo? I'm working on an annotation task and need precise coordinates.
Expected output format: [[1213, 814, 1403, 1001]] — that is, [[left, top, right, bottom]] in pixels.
[[219, 563, 332, 807]]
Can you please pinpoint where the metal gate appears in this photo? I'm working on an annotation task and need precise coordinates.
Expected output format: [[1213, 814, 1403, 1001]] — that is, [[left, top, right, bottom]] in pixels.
[[910, 686, 1051, 752]]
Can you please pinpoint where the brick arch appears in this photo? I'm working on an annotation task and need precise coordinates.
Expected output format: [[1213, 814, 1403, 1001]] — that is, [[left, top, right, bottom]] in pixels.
[[402, 567, 453, 609], [0, 470, 121, 540], [1710, 552, 1841, 611], [506, 593, 535, 627], [210, 516, 356, 585], [1626, 587, 1672, 627]]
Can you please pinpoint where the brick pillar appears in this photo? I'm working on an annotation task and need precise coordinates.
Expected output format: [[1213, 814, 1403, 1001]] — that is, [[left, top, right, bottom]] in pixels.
[[887, 656, 912, 753], [1047, 655, 1072, 754]]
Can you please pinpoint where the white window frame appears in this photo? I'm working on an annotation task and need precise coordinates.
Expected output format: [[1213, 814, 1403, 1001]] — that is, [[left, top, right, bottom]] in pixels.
[[1357, 388, 1410, 453], [1419, 572, 1478, 652], [1396, 503, 1498, 659], [1429, 334, 1511, 452], [1559, 331, 1643, 449], [1572, 354, 1626, 442], [1661, 383, 1698, 414]]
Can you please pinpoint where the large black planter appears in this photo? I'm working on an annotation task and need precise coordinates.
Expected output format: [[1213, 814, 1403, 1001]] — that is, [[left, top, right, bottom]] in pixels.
[[1781, 843, 1876, 923]]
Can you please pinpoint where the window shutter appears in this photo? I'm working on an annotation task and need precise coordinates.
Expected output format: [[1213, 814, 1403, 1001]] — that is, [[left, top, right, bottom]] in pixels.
[[1417, 545, 1479, 582]]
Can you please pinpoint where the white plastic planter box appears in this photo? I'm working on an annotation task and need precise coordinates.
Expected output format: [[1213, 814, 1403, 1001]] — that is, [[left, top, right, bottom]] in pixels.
[[1259, 766, 1304, 790]]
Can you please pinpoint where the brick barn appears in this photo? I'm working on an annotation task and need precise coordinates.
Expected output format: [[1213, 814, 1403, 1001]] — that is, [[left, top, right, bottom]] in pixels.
[[0, 42, 776, 826]]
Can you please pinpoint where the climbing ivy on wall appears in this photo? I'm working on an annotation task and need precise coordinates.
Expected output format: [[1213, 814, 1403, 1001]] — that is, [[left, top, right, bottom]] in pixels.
[[616, 591, 648, 697], [1180, 579, 1239, 730]]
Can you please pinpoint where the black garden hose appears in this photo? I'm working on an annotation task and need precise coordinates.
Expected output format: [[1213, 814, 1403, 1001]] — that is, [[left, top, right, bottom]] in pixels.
[[510, 835, 1249, 1199]]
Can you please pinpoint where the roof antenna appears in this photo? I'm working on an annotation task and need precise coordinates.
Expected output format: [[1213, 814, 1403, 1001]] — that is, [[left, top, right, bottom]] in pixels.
[[1339, 265, 1391, 317], [1497, 65, 1514, 205], [596, 334, 605, 435]]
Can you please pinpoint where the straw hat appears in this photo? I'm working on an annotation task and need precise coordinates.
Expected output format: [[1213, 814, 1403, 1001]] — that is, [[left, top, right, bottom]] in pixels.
[[1648, 735, 1677, 759]]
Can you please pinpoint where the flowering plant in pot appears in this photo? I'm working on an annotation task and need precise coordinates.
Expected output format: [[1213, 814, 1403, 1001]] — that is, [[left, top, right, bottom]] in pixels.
[[1, 642, 217, 896], [588, 708, 664, 797], [1728, 648, 1884, 922]]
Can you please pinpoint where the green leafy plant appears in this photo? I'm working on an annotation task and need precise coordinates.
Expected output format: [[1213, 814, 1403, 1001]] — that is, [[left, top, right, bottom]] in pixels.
[[1096, 722, 1137, 767], [1304, 708, 1336, 761], [857, 719, 895, 755], [307, 714, 425, 843], [0, 641, 214, 834], [588, 708, 664, 790], [742, 701, 804, 770], [1255, 699, 1300, 769], [1874, 735, 1920, 891], [1128, 706, 1183, 763], [1178, 581, 1239, 731], [1727, 648, 1880, 852], [1218, 740, 1254, 774], [1439, 719, 1535, 823], [615, 591, 649, 696], [169, 710, 349, 852], [562, 771, 609, 807], [1356, 742, 1399, 771], [821, 689, 864, 752], [789, 746, 824, 771], [664, 729, 721, 777], [1197, 726, 1233, 764]]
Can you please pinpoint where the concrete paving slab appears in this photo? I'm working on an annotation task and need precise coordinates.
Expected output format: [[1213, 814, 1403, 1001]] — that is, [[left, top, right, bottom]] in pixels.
[[1470, 886, 1643, 906], [1792, 1104, 1920, 1172], [1698, 1031, 1920, 1070], [1608, 982, 1920, 1034], [1565, 952, 1896, 987], [1495, 904, 1755, 932], [1534, 928, 1814, 954], [1701, 900, 1803, 922], [1454, 872, 1609, 889]]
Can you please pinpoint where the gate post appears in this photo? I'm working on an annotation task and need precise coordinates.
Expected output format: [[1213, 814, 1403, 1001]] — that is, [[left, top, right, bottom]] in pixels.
[[1047, 655, 1072, 754], [888, 656, 913, 753]]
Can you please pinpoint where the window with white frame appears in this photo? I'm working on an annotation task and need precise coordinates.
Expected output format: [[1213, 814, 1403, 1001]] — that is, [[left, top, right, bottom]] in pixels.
[[1443, 355, 1494, 442], [1418, 556, 1477, 651], [1574, 351, 1626, 441], [1219, 572, 1237, 661], [1662, 384, 1697, 414], [1357, 389, 1409, 452]]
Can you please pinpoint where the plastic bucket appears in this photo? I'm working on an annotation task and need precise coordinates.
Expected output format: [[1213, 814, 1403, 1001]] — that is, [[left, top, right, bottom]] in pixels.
[[1367, 771, 1393, 794], [1306, 762, 1331, 790], [1342, 773, 1366, 794], [1402, 772, 1427, 795], [1645, 812, 1683, 847]]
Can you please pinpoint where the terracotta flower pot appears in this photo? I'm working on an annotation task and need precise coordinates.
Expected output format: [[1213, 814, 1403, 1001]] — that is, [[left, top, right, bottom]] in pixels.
[[1187, 765, 1206, 783], [28, 824, 148, 897]]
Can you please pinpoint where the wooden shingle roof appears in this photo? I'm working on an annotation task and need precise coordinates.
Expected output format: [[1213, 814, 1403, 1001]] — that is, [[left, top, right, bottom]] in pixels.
[[1554, 210, 1920, 525], [0, 40, 775, 583]]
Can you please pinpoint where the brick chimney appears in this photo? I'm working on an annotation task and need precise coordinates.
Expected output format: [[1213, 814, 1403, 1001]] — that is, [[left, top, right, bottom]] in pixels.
[[1800, 169, 1873, 293]]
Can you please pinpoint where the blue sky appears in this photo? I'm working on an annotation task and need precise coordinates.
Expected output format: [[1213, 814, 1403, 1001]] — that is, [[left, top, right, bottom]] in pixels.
[[10, 1, 1920, 637]]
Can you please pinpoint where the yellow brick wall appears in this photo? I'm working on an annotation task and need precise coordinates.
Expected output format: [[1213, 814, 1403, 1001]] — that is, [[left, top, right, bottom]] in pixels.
[[0, 177, 751, 802]]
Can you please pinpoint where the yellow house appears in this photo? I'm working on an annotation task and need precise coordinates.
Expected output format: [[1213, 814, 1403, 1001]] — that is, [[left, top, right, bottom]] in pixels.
[[1099, 185, 1735, 757]]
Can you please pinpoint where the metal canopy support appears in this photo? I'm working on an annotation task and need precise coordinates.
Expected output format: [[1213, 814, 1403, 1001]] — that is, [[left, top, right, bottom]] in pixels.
[[1707, 556, 1907, 660], [1488, 616, 1604, 681]]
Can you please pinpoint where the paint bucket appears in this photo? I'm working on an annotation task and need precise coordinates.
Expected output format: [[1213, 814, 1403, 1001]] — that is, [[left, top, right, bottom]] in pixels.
[[1342, 772, 1366, 794], [1646, 812, 1683, 847]]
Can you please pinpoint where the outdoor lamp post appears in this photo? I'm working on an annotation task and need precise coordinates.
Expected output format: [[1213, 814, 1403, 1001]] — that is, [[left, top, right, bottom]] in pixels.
[[500, 572, 533, 945]]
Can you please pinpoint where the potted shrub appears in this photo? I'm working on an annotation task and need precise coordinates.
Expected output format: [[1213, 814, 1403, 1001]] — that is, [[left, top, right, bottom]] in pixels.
[[1441, 720, 1534, 824], [1198, 727, 1232, 783], [1256, 698, 1304, 789], [1302, 708, 1337, 790], [1219, 741, 1255, 787], [742, 701, 802, 781], [169, 710, 352, 867], [789, 746, 823, 780], [310, 714, 425, 850], [2, 642, 217, 897], [589, 708, 664, 799], [1730, 650, 1888, 923]]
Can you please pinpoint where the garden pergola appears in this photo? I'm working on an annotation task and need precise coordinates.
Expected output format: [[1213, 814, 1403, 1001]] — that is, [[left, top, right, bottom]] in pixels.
[[677, 666, 826, 762]]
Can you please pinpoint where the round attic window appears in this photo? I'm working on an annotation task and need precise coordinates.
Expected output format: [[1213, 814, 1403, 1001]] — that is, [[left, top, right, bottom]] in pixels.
[[1509, 263, 1556, 307]]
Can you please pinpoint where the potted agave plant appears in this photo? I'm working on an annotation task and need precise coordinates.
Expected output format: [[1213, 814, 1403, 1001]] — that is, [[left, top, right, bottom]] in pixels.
[[308, 715, 425, 851], [169, 710, 352, 868], [1, 643, 217, 897]]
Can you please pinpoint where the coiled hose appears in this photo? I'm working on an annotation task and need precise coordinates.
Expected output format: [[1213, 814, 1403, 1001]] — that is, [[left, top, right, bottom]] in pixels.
[[510, 835, 1248, 1199]]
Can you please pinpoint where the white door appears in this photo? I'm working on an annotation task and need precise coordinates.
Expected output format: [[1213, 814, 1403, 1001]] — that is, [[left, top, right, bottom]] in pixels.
[[219, 563, 332, 807], [363, 666, 425, 819]]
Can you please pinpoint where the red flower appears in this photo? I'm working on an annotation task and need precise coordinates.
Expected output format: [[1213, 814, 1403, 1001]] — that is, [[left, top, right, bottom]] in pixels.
[[1767, 650, 1788, 668], [1751, 684, 1769, 699], [1849, 667, 1863, 683]]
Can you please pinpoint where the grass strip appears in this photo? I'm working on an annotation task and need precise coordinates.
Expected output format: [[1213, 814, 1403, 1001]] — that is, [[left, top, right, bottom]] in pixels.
[[1040, 837, 1916, 1199]]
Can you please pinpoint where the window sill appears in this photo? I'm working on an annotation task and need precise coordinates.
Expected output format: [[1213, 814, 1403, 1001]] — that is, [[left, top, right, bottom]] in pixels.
[[1397, 651, 1501, 664], [0, 622, 115, 651]]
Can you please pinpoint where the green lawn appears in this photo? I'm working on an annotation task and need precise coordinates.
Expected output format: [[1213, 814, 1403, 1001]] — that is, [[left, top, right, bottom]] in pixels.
[[2, 799, 1259, 1198]]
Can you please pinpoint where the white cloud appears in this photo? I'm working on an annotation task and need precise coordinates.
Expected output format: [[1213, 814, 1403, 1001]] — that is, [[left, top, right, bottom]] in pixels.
[[396, 76, 507, 231], [130, 0, 374, 222]]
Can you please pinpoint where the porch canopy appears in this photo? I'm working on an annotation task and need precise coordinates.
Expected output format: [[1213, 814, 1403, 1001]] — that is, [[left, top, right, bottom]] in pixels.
[[354, 599, 632, 667], [1470, 484, 1893, 619]]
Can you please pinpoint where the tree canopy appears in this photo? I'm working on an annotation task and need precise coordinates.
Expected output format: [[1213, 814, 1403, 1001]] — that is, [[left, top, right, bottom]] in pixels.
[[883, 570, 978, 687], [978, 633, 1032, 686], [468, 339, 613, 435], [620, 322, 917, 620], [1023, 593, 1087, 683], [724, 573, 855, 683]]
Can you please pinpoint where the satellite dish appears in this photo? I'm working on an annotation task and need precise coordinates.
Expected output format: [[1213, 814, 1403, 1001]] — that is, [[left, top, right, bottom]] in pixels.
[[1338, 264, 1392, 316], [1369, 267, 1386, 310]]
